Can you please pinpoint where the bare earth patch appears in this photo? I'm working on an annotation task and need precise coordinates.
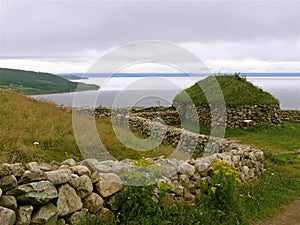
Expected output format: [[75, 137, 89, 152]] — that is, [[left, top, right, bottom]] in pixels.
[[255, 197, 300, 225]]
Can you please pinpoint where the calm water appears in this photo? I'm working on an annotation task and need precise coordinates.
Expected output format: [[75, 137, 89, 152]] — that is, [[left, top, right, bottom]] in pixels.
[[32, 75, 300, 109]]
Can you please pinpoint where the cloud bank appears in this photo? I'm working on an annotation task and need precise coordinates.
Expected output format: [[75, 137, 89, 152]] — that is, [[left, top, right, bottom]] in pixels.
[[0, 0, 299, 73]]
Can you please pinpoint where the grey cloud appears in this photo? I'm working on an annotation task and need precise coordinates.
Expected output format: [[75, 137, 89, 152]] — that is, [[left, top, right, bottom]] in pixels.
[[0, 1, 299, 60]]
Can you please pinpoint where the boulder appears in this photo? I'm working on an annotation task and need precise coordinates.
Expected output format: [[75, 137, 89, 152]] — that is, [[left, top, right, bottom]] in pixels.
[[83, 192, 104, 214], [68, 209, 89, 225], [45, 169, 72, 185], [68, 175, 93, 198], [38, 163, 52, 171], [0, 195, 17, 211], [31, 203, 58, 225], [18, 170, 46, 184], [61, 158, 77, 167], [57, 183, 83, 217], [16, 205, 33, 225], [0, 163, 24, 177], [70, 165, 91, 177], [25, 162, 40, 172], [56, 218, 66, 225], [95, 178, 123, 198], [0, 175, 17, 191], [0, 206, 16, 225], [178, 162, 195, 177], [7, 181, 57, 205]]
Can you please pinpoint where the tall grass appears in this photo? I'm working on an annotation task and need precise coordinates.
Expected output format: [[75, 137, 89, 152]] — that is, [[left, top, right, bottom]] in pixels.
[[0, 89, 81, 163], [0, 89, 174, 164]]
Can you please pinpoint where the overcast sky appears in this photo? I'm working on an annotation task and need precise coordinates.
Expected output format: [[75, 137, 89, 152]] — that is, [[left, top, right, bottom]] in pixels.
[[0, 0, 299, 74]]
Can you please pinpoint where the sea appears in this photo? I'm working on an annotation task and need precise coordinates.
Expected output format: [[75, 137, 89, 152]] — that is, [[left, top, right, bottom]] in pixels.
[[32, 73, 300, 110]]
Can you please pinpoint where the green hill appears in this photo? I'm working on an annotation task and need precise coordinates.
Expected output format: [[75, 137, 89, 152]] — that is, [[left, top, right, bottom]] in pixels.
[[173, 74, 279, 106], [0, 68, 99, 94]]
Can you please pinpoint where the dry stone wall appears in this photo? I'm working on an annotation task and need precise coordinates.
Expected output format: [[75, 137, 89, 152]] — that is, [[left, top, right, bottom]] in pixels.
[[75, 105, 283, 128], [115, 114, 233, 156], [174, 104, 282, 128], [281, 110, 300, 121], [0, 146, 264, 225]]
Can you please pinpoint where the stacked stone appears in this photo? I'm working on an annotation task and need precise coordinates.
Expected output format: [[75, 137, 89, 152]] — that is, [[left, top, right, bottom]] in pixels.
[[0, 146, 264, 224], [175, 104, 282, 128], [74, 104, 283, 129], [114, 114, 254, 156], [0, 159, 119, 225], [280, 110, 300, 121]]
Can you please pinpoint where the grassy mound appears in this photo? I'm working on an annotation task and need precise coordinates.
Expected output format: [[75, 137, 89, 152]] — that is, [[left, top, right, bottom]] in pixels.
[[173, 74, 279, 106], [0, 68, 99, 94]]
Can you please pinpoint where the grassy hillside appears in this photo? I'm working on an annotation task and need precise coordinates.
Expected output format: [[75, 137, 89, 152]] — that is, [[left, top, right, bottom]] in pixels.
[[0, 88, 299, 224], [173, 74, 279, 106], [0, 68, 99, 94], [0, 89, 173, 164]]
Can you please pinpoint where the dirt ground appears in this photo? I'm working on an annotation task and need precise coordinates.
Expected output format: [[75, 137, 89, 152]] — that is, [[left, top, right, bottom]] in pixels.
[[255, 197, 300, 225]]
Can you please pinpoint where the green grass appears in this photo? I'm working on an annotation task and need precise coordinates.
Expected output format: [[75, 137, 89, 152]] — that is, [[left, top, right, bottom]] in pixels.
[[0, 67, 99, 94], [173, 74, 279, 106], [225, 121, 300, 155], [0, 89, 173, 164], [1, 88, 299, 224]]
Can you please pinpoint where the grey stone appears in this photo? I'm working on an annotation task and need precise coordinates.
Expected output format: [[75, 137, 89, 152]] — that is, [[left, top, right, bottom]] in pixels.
[[178, 162, 195, 176], [255, 151, 264, 161], [56, 218, 66, 225], [7, 181, 57, 205], [0, 175, 17, 191], [46, 169, 72, 185], [68, 209, 89, 225], [79, 159, 98, 172], [31, 203, 58, 225], [0, 206, 16, 225], [16, 205, 33, 225], [0, 195, 17, 211], [70, 165, 91, 177], [83, 192, 104, 214], [25, 162, 40, 172], [18, 170, 46, 184], [39, 163, 52, 171], [95, 175, 123, 198], [49, 161, 61, 170], [94, 164, 112, 173], [99, 173, 122, 183], [162, 165, 177, 178], [57, 183, 83, 217], [111, 163, 130, 174], [178, 174, 189, 187], [0, 163, 24, 177], [90, 172, 101, 183], [61, 158, 77, 167], [68, 175, 93, 198]]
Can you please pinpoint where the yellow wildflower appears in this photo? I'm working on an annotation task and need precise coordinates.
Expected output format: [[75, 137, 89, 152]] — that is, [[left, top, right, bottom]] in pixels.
[[214, 170, 220, 175], [235, 177, 242, 185], [211, 186, 217, 194], [224, 171, 232, 176], [247, 192, 252, 199]]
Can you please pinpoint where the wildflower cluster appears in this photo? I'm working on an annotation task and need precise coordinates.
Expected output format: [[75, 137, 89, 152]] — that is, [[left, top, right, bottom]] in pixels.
[[206, 161, 243, 222]]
